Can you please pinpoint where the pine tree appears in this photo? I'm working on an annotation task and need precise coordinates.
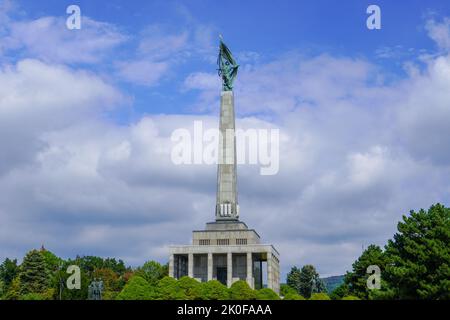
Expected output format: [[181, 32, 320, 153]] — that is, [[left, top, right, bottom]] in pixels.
[[19, 250, 50, 295], [383, 204, 450, 299], [286, 266, 301, 293]]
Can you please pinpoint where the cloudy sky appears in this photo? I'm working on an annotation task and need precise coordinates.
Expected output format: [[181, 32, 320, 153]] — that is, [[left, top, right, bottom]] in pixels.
[[1, 0, 450, 278]]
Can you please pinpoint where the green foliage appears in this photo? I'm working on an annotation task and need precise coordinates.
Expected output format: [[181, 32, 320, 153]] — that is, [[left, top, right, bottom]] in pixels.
[[229, 280, 256, 300], [343, 244, 387, 299], [330, 283, 350, 300], [177, 276, 202, 300], [382, 204, 450, 299], [19, 250, 51, 295], [309, 293, 331, 300], [116, 276, 155, 300], [256, 288, 280, 300], [156, 276, 186, 300], [4, 277, 21, 300], [20, 293, 47, 300], [0, 258, 19, 289], [135, 260, 168, 285], [280, 283, 297, 297], [283, 292, 305, 300], [341, 295, 361, 300], [286, 266, 301, 293], [286, 265, 325, 298], [200, 280, 229, 300], [298, 265, 325, 298]]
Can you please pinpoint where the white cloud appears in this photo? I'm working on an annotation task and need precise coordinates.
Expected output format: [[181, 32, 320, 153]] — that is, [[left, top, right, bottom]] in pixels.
[[1, 16, 126, 64], [426, 18, 450, 51], [116, 60, 169, 86]]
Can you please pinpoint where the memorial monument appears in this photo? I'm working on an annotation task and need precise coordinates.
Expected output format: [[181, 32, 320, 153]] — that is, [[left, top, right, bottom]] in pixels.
[[168, 38, 280, 293]]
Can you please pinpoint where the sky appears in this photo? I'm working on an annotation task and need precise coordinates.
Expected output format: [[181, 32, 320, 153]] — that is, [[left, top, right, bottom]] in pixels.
[[1, 0, 450, 279]]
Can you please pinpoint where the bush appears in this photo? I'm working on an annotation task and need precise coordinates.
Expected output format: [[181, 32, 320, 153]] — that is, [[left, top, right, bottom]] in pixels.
[[256, 288, 280, 300], [283, 292, 305, 300], [156, 276, 185, 300], [309, 293, 331, 300], [229, 280, 256, 300], [20, 293, 47, 300], [178, 277, 202, 300], [200, 280, 229, 300], [116, 276, 155, 300], [341, 295, 361, 300], [280, 284, 297, 297]]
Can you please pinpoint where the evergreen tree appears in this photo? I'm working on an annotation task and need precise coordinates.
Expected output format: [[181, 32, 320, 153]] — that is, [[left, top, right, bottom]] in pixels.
[[343, 245, 387, 299], [298, 265, 324, 298], [19, 250, 50, 295], [0, 258, 19, 288], [286, 266, 301, 293], [383, 204, 450, 299]]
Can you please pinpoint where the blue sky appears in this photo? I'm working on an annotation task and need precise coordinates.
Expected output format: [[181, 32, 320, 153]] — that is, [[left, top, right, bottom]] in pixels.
[[1, 0, 450, 279]]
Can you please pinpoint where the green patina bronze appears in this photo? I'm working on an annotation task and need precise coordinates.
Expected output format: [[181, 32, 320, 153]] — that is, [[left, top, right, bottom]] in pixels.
[[217, 37, 239, 91]]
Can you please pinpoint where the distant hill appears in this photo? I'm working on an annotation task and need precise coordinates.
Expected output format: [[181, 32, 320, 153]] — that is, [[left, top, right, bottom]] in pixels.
[[321, 275, 345, 293]]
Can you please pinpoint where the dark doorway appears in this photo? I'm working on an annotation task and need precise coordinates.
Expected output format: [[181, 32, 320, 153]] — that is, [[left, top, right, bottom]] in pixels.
[[216, 267, 227, 285]]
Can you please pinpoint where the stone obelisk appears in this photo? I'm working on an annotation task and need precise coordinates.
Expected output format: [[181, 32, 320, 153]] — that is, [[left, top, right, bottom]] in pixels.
[[215, 38, 240, 221], [216, 90, 239, 220]]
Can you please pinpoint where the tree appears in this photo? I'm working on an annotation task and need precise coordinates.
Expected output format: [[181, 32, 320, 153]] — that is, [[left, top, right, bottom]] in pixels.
[[309, 293, 331, 300], [330, 283, 350, 300], [343, 245, 387, 299], [156, 276, 185, 300], [229, 280, 256, 300], [286, 266, 301, 293], [0, 258, 19, 289], [136, 261, 168, 285], [4, 277, 21, 300], [93, 268, 121, 300], [298, 265, 324, 298], [280, 283, 297, 297], [178, 277, 202, 300], [283, 292, 305, 300], [256, 288, 280, 300], [382, 204, 450, 299], [200, 280, 229, 300], [19, 250, 51, 295], [116, 276, 155, 300]]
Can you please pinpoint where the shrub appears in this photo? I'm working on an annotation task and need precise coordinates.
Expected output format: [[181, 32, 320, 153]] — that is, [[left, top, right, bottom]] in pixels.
[[116, 276, 155, 300], [229, 280, 256, 300], [283, 292, 305, 300], [200, 280, 229, 300], [309, 293, 331, 300], [256, 288, 280, 300], [178, 277, 202, 300], [156, 276, 185, 300], [342, 295, 361, 300]]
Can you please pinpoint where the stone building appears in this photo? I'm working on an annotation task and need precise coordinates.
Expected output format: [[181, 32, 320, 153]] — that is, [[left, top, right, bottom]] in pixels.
[[168, 40, 280, 293]]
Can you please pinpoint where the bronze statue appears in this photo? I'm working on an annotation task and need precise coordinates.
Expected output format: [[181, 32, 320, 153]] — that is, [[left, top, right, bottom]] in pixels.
[[217, 36, 239, 91]]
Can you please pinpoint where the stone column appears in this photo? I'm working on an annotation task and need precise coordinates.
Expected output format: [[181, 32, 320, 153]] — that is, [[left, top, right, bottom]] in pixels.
[[207, 253, 213, 281], [267, 252, 273, 290], [246, 252, 253, 288], [188, 253, 194, 278], [216, 91, 238, 221], [169, 254, 174, 278], [227, 252, 232, 287]]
